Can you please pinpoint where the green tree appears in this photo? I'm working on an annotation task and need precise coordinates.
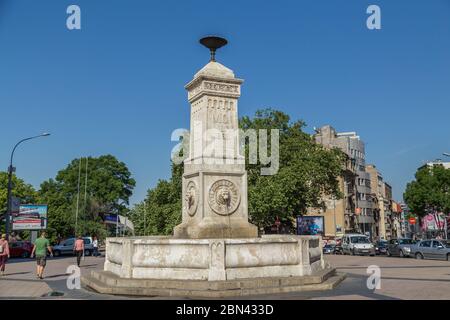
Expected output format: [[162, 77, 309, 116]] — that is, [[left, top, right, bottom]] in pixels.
[[38, 155, 135, 240], [130, 163, 182, 236], [0, 172, 37, 233], [404, 165, 450, 232], [241, 109, 345, 230]]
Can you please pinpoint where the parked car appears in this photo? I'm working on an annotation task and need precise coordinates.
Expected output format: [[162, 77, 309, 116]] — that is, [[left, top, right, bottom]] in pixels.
[[334, 244, 343, 255], [374, 240, 388, 255], [386, 238, 416, 257], [411, 239, 450, 261], [52, 237, 94, 257], [9, 241, 33, 258], [342, 234, 375, 256], [323, 244, 336, 254]]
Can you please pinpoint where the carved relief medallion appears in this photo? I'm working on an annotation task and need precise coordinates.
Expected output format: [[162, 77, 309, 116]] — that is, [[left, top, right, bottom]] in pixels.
[[185, 181, 198, 216], [208, 179, 240, 215]]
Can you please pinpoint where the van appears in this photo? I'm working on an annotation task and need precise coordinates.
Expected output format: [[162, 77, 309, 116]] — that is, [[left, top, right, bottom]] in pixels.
[[342, 234, 375, 256]]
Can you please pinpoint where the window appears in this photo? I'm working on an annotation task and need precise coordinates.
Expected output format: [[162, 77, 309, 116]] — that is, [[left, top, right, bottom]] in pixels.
[[420, 240, 431, 248], [351, 236, 370, 244], [432, 241, 443, 248]]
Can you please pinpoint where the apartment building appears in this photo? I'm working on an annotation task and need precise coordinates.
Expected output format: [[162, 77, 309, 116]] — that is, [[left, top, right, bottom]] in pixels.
[[311, 125, 374, 238]]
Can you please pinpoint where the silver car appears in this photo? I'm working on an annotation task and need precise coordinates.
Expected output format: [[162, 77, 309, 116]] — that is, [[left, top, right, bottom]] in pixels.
[[52, 237, 94, 257], [386, 238, 416, 258], [411, 240, 450, 261]]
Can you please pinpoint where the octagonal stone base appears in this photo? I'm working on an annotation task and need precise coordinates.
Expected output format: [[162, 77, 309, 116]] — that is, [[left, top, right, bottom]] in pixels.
[[101, 235, 325, 281], [82, 235, 344, 297]]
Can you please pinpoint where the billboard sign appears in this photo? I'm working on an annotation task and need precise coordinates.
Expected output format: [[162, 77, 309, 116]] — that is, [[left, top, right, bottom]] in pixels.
[[104, 214, 118, 224], [421, 213, 445, 231], [12, 205, 48, 230], [296, 216, 324, 236]]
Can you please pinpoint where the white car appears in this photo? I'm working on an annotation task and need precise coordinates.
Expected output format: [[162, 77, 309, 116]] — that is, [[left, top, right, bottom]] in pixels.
[[342, 234, 376, 256]]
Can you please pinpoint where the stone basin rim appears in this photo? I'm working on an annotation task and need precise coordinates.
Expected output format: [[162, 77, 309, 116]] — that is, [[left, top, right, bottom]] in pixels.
[[107, 235, 320, 245]]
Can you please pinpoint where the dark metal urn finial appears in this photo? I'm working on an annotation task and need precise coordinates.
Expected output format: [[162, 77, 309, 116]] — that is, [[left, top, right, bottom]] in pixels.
[[199, 36, 228, 62]]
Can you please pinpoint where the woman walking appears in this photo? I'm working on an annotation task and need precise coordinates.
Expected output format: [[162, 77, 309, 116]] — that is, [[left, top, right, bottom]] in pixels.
[[74, 235, 84, 267], [0, 234, 10, 276]]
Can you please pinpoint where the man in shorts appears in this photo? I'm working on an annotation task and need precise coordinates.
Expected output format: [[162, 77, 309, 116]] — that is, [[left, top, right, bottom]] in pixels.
[[31, 231, 53, 279]]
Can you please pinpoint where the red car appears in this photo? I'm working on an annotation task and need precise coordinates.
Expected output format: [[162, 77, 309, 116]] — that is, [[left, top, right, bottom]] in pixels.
[[9, 241, 34, 258]]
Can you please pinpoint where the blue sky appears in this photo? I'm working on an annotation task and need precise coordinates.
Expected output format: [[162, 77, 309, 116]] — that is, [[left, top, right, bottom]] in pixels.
[[0, 0, 449, 204]]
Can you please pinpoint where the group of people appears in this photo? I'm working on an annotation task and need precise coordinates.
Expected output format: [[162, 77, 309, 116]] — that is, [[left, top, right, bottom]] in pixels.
[[0, 231, 100, 279]]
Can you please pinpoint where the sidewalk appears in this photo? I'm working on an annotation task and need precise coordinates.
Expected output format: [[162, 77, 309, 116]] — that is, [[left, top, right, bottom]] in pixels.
[[0, 277, 52, 298], [0, 255, 105, 299]]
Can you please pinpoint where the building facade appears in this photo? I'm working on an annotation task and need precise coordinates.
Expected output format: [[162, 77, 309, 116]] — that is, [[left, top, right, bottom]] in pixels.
[[310, 125, 374, 238], [366, 165, 404, 240], [366, 164, 386, 239]]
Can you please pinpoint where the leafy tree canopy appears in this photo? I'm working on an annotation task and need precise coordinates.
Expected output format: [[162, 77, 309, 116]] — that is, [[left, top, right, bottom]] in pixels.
[[0, 172, 37, 214], [404, 165, 450, 217], [130, 163, 182, 236], [38, 155, 135, 240], [241, 109, 345, 229]]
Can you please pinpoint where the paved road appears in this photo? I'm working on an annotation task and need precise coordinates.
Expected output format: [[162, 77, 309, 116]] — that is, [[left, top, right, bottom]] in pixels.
[[249, 254, 450, 300], [1, 254, 449, 299]]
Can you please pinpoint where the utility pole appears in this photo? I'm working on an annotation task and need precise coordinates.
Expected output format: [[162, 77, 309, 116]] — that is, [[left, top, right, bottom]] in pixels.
[[116, 199, 119, 237], [143, 201, 146, 237], [75, 158, 82, 235], [83, 157, 89, 230], [333, 197, 337, 238]]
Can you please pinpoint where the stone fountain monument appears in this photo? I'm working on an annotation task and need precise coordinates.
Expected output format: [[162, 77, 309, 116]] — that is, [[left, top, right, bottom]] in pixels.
[[82, 37, 345, 297], [173, 36, 257, 240]]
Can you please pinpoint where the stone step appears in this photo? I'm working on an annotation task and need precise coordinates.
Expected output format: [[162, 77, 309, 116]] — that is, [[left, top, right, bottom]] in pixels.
[[90, 267, 335, 291], [82, 269, 346, 298]]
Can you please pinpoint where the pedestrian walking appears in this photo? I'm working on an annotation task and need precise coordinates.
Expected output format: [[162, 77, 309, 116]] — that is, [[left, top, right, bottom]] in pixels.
[[92, 236, 99, 257], [74, 235, 85, 267], [0, 234, 10, 276], [30, 231, 53, 279]]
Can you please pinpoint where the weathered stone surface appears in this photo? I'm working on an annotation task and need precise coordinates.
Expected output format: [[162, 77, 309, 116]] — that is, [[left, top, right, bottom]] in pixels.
[[174, 57, 257, 239], [82, 268, 346, 298], [103, 235, 324, 281]]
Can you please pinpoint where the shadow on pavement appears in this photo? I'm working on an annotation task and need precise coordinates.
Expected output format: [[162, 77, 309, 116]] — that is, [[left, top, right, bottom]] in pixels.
[[3, 271, 31, 276]]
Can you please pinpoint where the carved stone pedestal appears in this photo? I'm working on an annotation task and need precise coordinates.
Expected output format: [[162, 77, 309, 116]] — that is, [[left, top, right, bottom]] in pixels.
[[173, 59, 257, 239]]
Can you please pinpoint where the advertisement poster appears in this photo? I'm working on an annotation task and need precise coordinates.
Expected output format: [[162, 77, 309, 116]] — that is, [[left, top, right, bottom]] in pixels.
[[296, 216, 324, 236], [421, 213, 445, 232], [12, 205, 48, 230]]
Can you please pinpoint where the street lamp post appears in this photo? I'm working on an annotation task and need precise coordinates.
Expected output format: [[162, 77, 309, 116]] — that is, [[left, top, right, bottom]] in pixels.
[[5, 133, 50, 238], [116, 200, 127, 237], [116, 201, 120, 237]]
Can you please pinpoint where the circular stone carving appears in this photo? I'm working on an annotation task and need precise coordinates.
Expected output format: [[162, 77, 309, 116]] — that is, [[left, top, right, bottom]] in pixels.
[[208, 179, 240, 216], [185, 181, 198, 216]]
